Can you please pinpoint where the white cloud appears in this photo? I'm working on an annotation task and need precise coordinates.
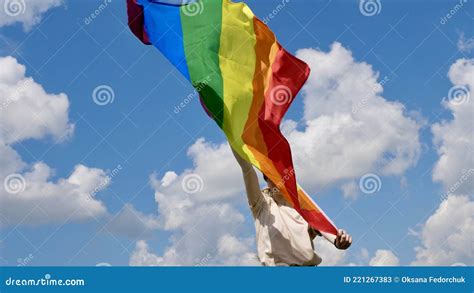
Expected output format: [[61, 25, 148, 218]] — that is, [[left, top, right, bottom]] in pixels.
[[412, 195, 474, 265], [0, 0, 63, 31], [341, 181, 358, 199], [183, 138, 246, 202], [217, 234, 259, 266], [0, 56, 108, 226], [149, 138, 248, 230], [457, 33, 474, 53], [129, 240, 166, 266], [129, 138, 258, 266], [313, 237, 347, 266], [411, 58, 473, 266], [0, 143, 24, 178], [130, 235, 260, 266], [369, 249, 400, 266], [314, 246, 401, 266], [360, 248, 369, 260], [106, 204, 160, 239], [286, 43, 421, 192], [432, 58, 474, 194], [1, 163, 108, 226], [0, 56, 73, 145], [153, 139, 245, 215]]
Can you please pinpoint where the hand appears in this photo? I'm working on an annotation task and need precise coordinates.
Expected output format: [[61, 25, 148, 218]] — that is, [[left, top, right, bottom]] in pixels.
[[334, 229, 352, 250]]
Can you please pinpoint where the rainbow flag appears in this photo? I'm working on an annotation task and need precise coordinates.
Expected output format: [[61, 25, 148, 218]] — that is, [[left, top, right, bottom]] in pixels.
[[127, 0, 338, 235]]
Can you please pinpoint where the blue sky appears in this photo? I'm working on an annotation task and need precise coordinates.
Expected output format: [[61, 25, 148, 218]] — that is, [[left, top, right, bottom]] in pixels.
[[0, 0, 473, 267]]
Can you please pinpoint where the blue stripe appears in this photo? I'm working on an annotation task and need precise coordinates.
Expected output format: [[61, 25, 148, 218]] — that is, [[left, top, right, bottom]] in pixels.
[[142, 2, 191, 80]]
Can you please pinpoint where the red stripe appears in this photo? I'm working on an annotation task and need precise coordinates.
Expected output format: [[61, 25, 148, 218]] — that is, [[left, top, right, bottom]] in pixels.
[[300, 209, 338, 235], [127, 0, 151, 45], [258, 45, 310, 209]]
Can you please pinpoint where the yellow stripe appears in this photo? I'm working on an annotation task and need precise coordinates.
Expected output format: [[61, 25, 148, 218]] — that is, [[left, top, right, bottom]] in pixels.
[[218, 0, 257, 163]]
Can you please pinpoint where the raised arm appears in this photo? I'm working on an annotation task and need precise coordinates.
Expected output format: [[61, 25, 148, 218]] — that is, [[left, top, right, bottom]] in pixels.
[[230, 147, 263, 216]]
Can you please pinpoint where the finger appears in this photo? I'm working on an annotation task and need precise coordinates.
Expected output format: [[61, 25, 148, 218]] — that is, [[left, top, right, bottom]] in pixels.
[[338, 229, 342, 237], [343, 238, 352, 249], [340, 236, 346, 244]]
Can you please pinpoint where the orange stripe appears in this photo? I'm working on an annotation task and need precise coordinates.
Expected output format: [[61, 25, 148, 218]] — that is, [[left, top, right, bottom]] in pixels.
[[298, 187, 338, 234], [242, 17, 294, 204]]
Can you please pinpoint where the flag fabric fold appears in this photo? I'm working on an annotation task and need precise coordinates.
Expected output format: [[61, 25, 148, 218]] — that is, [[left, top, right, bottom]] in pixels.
[[127, 0, 338, 235]]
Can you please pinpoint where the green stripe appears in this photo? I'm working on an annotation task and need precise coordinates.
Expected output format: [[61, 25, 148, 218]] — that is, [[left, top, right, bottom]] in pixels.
[[180, 0, 224, 127]]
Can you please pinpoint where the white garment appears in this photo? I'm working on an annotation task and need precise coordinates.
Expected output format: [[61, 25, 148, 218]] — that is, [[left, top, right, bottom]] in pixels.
[[252, 188, 322, 266]]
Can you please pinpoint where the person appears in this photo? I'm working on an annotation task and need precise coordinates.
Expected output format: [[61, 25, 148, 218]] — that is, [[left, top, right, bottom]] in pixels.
[[231, 148, 352, 266]]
